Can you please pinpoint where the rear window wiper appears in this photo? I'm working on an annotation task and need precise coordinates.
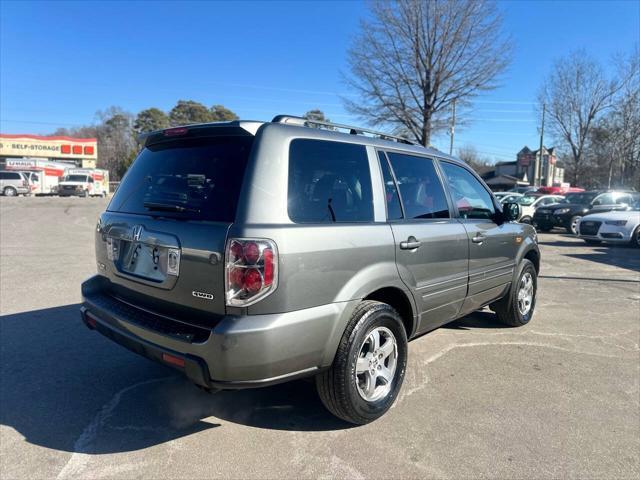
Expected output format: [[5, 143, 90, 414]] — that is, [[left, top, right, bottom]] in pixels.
[[143, 201, 200, 214]]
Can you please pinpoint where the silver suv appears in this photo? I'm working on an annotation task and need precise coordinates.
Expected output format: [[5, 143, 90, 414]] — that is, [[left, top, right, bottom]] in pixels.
[[0, 170, 30, 196], [81, 116, 540, 424]]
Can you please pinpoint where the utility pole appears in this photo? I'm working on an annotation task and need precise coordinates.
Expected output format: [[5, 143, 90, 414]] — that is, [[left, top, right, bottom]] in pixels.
[[449, 99, 456, 156], [535, 104, 546, 187]]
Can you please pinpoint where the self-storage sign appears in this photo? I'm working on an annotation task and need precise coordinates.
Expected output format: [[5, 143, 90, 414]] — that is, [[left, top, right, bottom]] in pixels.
[[0, 134, 97, 160]]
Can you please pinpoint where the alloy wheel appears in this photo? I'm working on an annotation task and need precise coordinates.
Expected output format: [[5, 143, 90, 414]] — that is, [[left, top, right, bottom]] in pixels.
[[355, 326, 397, 402], [571, 217, 581, 235], [517, 272, 534, 316]]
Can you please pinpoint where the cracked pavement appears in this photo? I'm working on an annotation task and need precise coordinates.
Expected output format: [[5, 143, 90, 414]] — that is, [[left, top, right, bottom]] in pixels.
[[1, 197, 639, 479]]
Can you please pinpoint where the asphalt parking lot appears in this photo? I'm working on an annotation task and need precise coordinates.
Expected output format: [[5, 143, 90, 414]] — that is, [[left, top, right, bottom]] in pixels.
[[1, 196, 639, 480]]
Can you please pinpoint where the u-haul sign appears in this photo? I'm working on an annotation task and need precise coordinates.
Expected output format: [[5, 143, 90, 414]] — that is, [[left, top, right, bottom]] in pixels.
[[0, 134, 97, 160]]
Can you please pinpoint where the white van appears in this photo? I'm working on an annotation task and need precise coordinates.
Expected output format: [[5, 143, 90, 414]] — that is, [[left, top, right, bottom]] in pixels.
[[58, 169, 109, 197]]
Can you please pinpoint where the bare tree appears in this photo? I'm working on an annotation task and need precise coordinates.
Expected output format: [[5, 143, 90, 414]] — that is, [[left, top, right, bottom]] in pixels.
[[344, 0, 511, 146], [538, 51, 625, 186], [95, 107, 136, 180], [456, 144, 492, 173], [608, 49, 640, 188]]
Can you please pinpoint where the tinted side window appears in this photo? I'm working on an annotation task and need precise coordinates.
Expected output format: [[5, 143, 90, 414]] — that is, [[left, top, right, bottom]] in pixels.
[[386, 153, 449, 219], [377, 151, 403, 220], [288, 139, 373, 223], [0, 172, 7, 180], [440, 162, 495, 220]]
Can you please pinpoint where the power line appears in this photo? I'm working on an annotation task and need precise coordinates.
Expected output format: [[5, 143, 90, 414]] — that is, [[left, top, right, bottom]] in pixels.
[[474, 100, 536, 105]]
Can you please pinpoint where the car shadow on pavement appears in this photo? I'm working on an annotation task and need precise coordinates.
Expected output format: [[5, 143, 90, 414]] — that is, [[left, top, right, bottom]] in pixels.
[[441, 310, 515, 330], [0, 305, 351, 455], [564, 247, 640, 273]]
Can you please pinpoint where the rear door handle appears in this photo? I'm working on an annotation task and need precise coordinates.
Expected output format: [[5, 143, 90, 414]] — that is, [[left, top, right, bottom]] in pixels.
[[472, 233, 485, 244], [399, 236, 421, 250]]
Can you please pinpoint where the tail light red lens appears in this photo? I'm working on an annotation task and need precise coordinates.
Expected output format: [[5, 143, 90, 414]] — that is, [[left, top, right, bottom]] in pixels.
[[244, 268, 262, 293], [225, 238, 278, 306], [243, 242, 260, 264], [263, 248, 274, 286], [162, 353, 185, 368]]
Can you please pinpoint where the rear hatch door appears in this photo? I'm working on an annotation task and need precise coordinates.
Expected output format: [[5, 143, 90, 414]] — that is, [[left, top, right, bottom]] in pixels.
[[98, 127, 255, 320]]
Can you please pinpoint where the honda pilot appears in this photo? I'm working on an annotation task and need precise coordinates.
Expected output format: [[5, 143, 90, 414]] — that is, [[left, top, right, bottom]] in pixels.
[[81, 116, 540, 424]]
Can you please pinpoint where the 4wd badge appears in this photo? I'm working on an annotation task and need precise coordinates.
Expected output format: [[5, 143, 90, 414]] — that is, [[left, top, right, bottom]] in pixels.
[[192, 291, 214, 300]]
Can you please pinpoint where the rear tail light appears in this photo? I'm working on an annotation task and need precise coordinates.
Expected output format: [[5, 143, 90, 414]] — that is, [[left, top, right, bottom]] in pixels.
[[225, 238, 278, 306], [162, 353, 185, 368]]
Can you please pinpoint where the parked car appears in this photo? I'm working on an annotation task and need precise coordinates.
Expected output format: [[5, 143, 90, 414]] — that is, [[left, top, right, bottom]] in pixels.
[[516, 194, 566, 224], [536, 186, 584, 195], [533, 190, 634, 234], [0, 170, 30, 196], [509, 186, 539, 194], [81, 116, 540, 424], [577, 205, 640, 247], [498, 192, 523, 204], [493, 191, 514, 201], [586, 191, 639, 215], [533, 190, 601, 234]]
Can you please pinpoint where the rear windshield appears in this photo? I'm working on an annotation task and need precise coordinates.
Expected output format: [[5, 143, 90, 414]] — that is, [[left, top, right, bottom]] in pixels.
[[108, 136, 254, 222]]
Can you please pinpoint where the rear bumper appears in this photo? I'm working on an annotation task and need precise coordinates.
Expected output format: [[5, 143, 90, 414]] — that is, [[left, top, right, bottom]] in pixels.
[[81, 306, 213, 387], [81, 275, 354, 389]]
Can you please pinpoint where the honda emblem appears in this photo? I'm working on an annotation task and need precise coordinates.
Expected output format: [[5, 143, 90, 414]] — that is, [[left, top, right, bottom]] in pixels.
[[132, 225, 143, 241]]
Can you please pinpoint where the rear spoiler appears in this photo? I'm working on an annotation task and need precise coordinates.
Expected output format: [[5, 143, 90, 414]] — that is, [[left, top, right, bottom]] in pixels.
[[139, 121, 264, 147]]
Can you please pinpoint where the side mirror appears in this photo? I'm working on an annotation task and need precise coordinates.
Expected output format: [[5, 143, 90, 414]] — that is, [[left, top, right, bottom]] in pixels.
[[502, 202, 521, 222]]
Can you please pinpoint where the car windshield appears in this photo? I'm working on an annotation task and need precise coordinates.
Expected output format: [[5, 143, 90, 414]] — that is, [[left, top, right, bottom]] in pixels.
[[108, 136, 254, 222], [517, 195, 538, 206], [64, 175, 88, 182], [565, 192, 598, 204], [500, 194, 520, 203]]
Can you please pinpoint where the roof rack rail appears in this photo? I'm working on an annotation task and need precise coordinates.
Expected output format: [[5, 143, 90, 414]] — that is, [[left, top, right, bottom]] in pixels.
[[271, 115, 419, 146]]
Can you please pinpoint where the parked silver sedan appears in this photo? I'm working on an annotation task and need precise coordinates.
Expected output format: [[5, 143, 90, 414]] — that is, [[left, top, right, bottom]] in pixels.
[[577, 205, 640, 247]]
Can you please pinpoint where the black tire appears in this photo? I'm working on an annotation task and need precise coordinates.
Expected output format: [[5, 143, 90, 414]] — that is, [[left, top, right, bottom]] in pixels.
[[3, 186, 17, 197], [315, 300, 407, 425], [520, 216, 532, 225], [491, 259, 537, 327], [632, 225, 640, 249], [567, 215, 581, 235]]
